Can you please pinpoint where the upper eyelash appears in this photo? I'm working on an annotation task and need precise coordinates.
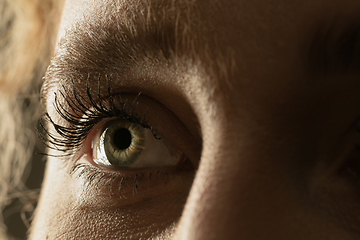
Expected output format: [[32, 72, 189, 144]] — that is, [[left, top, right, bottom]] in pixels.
[[38, 75, 153, 157]]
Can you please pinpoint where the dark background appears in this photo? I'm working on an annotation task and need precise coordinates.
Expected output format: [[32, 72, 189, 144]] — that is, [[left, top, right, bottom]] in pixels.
[[4, 145, 46, 240]]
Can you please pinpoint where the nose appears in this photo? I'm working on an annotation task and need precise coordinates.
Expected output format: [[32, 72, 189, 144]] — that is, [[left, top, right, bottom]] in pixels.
[[172, 108, 328, 240]]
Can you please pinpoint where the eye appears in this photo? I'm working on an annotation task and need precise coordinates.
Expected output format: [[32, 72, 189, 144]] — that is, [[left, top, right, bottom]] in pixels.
[[92, 119, 181, 169], [41, 85, 201, 198]]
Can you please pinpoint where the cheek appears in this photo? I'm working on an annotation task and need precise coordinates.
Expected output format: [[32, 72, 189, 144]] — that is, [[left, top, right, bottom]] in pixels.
[[30, 153, 192, 239]]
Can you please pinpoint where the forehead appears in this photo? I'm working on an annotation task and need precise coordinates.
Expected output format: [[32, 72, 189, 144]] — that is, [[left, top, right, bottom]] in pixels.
[[57, 0, 360, 45], [47, 0, 360, 122], [55, 0, 360, 78]]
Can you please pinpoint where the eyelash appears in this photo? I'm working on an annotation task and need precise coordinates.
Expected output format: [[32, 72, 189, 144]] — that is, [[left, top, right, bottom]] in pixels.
[[39, 76, 157, 155], [38, 76, 167, 194]]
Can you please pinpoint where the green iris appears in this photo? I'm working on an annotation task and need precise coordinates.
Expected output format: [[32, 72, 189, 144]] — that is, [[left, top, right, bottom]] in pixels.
[[103, 120, 145, 168]]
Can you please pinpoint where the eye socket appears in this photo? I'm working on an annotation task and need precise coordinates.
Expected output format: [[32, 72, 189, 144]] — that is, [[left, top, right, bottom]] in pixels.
[[92, 119, 181, 169]]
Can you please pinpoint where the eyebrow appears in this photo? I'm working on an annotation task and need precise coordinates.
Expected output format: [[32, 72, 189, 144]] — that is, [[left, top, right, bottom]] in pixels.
[[41, 1, 198, 99]]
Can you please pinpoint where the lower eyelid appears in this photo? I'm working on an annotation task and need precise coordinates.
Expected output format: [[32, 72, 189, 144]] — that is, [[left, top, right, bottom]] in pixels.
[[70, 156, 195, 205]]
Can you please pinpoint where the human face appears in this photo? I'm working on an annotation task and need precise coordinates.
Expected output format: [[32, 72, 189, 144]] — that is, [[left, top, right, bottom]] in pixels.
[[31, 0, 360, 239]]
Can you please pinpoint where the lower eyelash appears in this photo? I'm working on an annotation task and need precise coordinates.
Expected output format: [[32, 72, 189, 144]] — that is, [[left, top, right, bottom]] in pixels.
[[71, 163, 129, 196], [70, 163, 170, 196]]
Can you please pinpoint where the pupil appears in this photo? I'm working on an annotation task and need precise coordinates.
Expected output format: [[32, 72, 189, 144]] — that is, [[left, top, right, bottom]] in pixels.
[[113, 128, 132, 150]]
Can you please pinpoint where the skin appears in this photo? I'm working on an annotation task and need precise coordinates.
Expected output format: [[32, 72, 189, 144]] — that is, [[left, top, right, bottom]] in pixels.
[[30, 0, 360, 239]]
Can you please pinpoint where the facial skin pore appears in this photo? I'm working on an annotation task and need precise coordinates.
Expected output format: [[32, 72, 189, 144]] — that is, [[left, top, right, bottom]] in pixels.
[[30, 0, 360, 239]]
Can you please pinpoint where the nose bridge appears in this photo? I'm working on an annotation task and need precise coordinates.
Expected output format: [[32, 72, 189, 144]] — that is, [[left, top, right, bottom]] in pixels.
[[173, 106, 310, 240]]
